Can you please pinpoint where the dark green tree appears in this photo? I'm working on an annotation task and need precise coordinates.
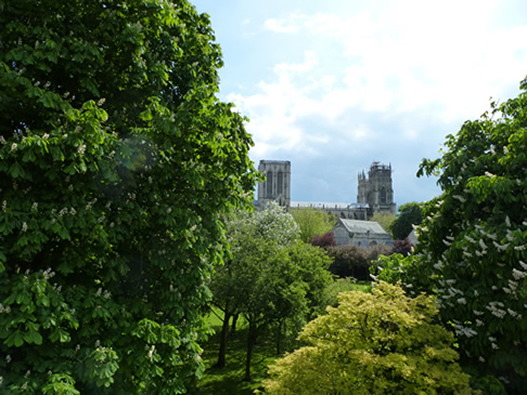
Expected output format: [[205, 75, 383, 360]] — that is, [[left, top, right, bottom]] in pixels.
[[390, 202, 424, 240], [326, 244, 390, 281], [0, 1, 257, 393], [414, 77, 527, 392]]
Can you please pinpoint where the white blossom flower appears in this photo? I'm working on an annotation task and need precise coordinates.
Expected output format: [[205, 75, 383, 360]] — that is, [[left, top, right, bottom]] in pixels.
[[148, 345, 155, 359], [21, 222, 27, 232], [493, 241, 509, 251], [10, 143, 17, 151], [0, 136, 6, 144], [512, 268, 526, 280], [485, 171, 496, 178], [77, 144, 86, 154]]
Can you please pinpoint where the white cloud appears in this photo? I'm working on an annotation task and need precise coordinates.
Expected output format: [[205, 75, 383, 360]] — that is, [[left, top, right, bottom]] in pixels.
[[226, 0, 527, 203], [263, 13, 305, 33]]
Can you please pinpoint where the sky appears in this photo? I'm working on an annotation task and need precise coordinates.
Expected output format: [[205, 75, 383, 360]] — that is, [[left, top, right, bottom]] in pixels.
[[191, 0, 527, 207]]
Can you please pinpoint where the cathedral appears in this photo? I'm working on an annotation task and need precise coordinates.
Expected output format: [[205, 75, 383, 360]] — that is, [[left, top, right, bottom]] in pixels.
[[257, 160, 396, 219]]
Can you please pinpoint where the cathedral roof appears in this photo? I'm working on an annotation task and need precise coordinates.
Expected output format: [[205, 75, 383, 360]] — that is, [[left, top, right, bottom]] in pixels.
[[291, 201, 369, 210]]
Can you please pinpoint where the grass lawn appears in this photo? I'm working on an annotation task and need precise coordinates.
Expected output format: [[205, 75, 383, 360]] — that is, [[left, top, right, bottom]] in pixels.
[[186, 312, 278, 394], [188, 282, 372, 393]]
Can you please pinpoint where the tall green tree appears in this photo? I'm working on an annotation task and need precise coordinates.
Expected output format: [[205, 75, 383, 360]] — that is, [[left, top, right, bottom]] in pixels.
[[0, 1, 257, 393], [261, 282, 476, 394], [210, 203, 332, 381], [210, 202, 299, 371], [289, 207, 336, 243], [390, 202, 424, 240], [414, 77, 527, 392]]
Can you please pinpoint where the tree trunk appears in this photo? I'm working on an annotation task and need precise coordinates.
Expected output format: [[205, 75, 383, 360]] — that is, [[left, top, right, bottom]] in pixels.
[[276, 319, 283, 355], [231, 313, 239, 333], [244, 320, 257, 381], [215, 310, 232, 368]]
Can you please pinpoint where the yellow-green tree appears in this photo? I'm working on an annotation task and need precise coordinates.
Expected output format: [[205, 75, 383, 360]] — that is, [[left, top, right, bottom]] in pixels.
[[262, 282, 477, 395], [369, 211, 396, 234], [289, 208, 335, 243]]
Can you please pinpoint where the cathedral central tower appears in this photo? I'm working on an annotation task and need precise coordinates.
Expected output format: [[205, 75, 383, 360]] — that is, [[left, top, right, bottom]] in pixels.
[[357, 162, 396, 215]]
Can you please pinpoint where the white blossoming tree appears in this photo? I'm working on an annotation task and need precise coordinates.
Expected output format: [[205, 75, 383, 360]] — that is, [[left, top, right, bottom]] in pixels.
[[415, 77, 527, 392], [0, 1, 257, 393]]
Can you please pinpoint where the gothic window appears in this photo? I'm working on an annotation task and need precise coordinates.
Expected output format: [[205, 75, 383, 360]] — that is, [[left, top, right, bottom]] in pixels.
[[266, 171, 273, 197], [277, 172, 283, 195], [380, 187, 387, 204]]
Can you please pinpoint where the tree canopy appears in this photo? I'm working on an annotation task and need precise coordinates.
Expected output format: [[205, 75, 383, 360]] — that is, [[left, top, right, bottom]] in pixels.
[[413, 76, 527, 392], [262, 282, 475, 394], [210, 202, 333, 380], [390, 202, 423, 240], [369, 211, 396, 235], [0, 0, 257, 392], [289, 207, 335, 244]]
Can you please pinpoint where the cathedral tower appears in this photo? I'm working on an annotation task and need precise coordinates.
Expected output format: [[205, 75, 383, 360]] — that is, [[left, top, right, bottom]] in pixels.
[[257, 160, 291, 209], [357, 162, 396, 216]]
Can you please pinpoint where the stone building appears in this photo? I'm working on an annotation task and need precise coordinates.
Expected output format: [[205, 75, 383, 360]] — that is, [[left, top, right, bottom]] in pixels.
[[332, 218, 393, 247], [357, 162, 396, 216], [257, 160, 291, 209]]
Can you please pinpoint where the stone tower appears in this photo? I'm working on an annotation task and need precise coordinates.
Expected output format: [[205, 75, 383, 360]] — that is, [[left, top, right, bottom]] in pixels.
[[357, 162, 396, 216], [257, 160, 291, 209]]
